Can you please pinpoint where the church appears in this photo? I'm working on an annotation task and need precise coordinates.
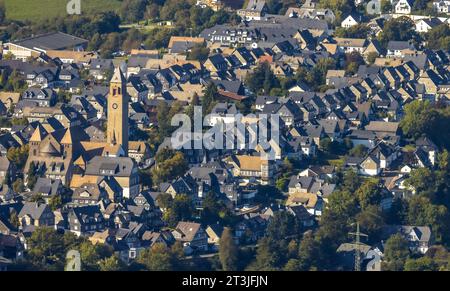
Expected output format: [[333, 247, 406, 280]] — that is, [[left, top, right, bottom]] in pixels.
[[25, 68, 147, 199]]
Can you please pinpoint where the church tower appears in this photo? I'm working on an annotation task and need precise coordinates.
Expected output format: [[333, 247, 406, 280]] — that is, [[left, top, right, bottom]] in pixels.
[[107, 67, 129, 155]]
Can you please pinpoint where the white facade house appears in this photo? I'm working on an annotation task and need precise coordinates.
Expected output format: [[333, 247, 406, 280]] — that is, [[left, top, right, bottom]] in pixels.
[[395, 0, 413, 14], [341, 14, 360, 28], [415, 18, 443, 33], [433, 0, 450, 14]]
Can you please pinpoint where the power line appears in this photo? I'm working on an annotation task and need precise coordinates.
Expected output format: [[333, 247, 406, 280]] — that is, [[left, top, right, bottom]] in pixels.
[[348, 222, 368, 272]]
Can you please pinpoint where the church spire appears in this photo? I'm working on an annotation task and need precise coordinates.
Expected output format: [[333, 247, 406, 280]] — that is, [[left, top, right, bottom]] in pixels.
[[106, 66, 129, 156], [110, 67, 126, 84], [30, 124, 47, 143]]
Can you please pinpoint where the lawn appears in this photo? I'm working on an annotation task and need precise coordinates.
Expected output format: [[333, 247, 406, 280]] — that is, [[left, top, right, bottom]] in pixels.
[[4, 0, 122, 22]]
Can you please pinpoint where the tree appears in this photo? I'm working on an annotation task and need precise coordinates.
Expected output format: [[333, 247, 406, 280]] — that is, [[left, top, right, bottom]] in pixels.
[[404, 256, 438, 271], [160, 194, 194, 227], [297, 231, 320, 270], [400, 100, 433, 140], [341, 169, 362, 193], [9, 209, 19, 229], [336, 24, 370, 39], [320, 137, 333, 153], [245, 62, 280, 95], [302, 58, 336, 90], [404, 168, 435, 195], [355, 179, 383, 210], [0, 0, 5, 25], [156, 100, 171, 140], [327, 190, 359, 218], [11, 117, 29, 126], [275, 177, 290, 192], [201, 191, 232, 224], [366, 52, 378, 65], [438, 150, 449, 172], [138, 243, 174, 271], [406, 196, 450, 244], [30, 193, 44, 204], [382, 234, 410, 271], [98, 255, 126, 271], [400, 101, 450, 149], [151, 151, 188, 185], [247, 237, 283, 271], [317, 191, 358, 246], [348, 144, 368, 157], [219, 227, 239, 271], [49, 195, 63, 211], [266, 211, 300, 241], [318, 0, 354, 23], [202, 82, 218, 115], [378, 16, 416, 47], [345, 52, 365, 75], [357, 205, 385, 242], [425, 24, 450, 51], [27, 162, 38, 190], [78, 241, 113, 271], [283, 258, 302, 271], [120, 0, 148, 24], [255, 185, 283, 205], [12, 178, 24, 193], [248, 212, 301, 271], [187, 44, 210, 62], [7, 145, 29, 170], [27, 227, 67, 269]]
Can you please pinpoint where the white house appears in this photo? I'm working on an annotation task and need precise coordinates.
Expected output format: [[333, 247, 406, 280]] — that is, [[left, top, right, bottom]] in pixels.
[[341, 14, 361, 28], [335, 37, 368, 54], [433, 0, 450, 14], [415, 18, 443, 33], [395, 0, 413, 14]]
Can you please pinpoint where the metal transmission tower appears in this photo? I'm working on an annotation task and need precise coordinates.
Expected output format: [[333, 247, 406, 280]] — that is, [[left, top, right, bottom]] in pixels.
[[348, 222, 368, 271]]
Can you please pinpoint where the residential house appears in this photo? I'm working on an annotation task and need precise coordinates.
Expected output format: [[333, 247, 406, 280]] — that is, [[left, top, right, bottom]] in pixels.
[[205, 223, 224, 248], [395, 0, 413, 14], [18, 202, 55, 228], [0, 157, 15, 185], [335, 38, 368, 54], [415, 18, 443, 33], [433, 0, 450, 13], [68, 205, 105, 236], [226, 155, 273, 184], [382, 225, 432, 254], [237, 0, 268, 21], [341, 13, 363, 28], [359, 141, 398, 176], [172, 221, 208, 253], [387, 41, 415, 58], [32, 178, 63, 204]]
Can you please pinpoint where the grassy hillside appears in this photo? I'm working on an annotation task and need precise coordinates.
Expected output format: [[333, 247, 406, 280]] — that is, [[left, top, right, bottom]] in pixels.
[[4, 0, 122, 22]]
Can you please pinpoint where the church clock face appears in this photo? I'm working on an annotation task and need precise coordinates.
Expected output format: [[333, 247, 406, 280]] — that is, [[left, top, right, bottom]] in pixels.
[[112, 103, 118, 109]]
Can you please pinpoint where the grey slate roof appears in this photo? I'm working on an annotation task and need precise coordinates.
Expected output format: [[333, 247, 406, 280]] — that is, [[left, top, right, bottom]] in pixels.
[[14, 32, 88, 51], [18, 202, 49, 220]]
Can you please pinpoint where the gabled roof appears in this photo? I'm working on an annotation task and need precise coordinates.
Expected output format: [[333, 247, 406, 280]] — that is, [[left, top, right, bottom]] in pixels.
[[387, 41, 414, 51], [173, 221, 203, 242], [18, 202, 50, 220], [60, 127, 74, 144], [110, 67, 126, 84], [12, 32, 88, 51], [29, 124, 47, 143]]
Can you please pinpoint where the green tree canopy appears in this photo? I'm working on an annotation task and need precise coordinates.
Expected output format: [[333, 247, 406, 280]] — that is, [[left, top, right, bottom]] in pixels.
[[382, 233, 410, 271], [219, 227, 239, 271]]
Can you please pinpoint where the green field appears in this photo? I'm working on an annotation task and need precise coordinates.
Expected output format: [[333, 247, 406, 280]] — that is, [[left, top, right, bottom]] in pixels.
[[4, 0, 122, 22]]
